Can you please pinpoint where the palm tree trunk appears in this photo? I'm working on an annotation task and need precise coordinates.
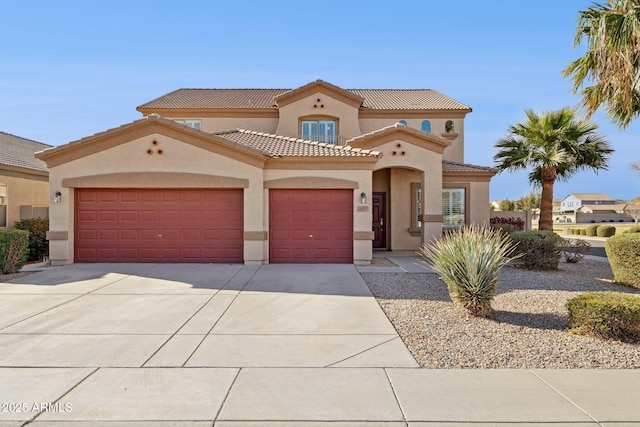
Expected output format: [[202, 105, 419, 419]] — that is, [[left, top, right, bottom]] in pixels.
[[539, 166, 556, 231]]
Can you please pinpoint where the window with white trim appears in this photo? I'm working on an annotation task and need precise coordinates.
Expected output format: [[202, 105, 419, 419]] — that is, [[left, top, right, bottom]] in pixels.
[[412, 185, 467, 232], [174, 119, 202, 129], [301, 120, 336, 144], [443, 188, 465, 229]]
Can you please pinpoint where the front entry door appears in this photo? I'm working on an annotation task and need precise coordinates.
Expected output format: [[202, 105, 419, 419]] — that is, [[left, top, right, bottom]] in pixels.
[[372, 192, 386, 249]]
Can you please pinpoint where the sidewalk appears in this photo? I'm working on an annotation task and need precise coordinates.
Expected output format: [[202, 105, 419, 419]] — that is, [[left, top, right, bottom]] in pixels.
[[2, 367, 638, 425]]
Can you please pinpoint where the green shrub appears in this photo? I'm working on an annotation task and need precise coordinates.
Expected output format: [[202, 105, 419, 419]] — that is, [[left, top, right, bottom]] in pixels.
[[580, 229, 587, 236], [623, 226, 640, 234], [586, 224, 600, 236], [0, 229, 29, 274], [561, 239, 591, 263], [419, 225, 519, 317], [597, 225, 616, 237], [508, 230, 563, 270], [567, 291, 640, 342], [13, 217, 49, 262], [606, 234, 640, 288]]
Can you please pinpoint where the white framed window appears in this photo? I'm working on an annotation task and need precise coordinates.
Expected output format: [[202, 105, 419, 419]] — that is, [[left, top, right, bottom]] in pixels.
[[301, 120, 336, 144], [174, 119, 202, 130], [411, 184, 467, 233], [443, 188, 466, 229]]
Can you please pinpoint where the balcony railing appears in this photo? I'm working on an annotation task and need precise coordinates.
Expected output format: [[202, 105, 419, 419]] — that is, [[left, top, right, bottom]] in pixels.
[[296, 134, 348, 145]]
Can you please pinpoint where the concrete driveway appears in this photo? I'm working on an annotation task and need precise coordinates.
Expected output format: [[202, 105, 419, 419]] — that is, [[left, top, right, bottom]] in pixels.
[[0, 263, 416, 369], [2, 264, 636, 426]]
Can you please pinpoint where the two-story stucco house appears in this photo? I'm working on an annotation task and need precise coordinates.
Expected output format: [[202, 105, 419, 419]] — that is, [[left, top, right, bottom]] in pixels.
[[36, 80, 495, 265]]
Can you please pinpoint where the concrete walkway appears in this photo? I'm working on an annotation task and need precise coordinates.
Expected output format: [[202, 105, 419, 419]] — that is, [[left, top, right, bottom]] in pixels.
[[0, 263, 638, 426]]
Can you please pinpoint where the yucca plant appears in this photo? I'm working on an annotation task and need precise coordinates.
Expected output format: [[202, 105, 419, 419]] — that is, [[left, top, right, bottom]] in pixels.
[[419, 225, 520, 318]]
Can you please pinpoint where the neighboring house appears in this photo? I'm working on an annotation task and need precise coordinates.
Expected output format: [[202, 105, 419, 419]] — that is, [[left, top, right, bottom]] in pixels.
[[576, 203, 627, 214], [560, 193, 617, 213], [574, 202, 637, 223], [36, 80, 496, 265], [0, 132, 51, 228]]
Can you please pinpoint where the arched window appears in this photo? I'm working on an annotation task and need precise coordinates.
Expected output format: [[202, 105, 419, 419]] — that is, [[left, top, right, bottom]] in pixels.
[[398, 120, 407, 126], [421, 120, 431, 133]]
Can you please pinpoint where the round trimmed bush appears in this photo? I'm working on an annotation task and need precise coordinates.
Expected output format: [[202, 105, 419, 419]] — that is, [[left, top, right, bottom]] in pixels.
[[567, 291, 640, 341], [580, 229, 587, 236], [606, 234, 640, 288], [597, 225, 616, 237], [586, 224, 600, 236], [623, 226, 640, 234], [509, 230, 563, 270]]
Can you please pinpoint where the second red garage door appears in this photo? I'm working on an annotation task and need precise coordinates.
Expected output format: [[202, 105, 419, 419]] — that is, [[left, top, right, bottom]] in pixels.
[[75, 188, 243, 263], [269, 189, 353, 263]]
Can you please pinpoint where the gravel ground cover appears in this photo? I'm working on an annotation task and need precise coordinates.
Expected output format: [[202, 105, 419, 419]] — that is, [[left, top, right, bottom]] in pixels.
[[362, 258, 640, 368]]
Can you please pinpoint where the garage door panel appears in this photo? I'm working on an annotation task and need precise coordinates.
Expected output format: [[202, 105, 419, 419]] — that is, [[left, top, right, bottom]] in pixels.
[[269, 189, 353, 263], [119, 211, 138, 221], [77, 211, 97, 222], [75, 189, 243, 263]]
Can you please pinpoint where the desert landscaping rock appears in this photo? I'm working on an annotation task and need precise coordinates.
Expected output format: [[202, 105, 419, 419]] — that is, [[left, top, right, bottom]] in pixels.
[[363, 258, 640, 368]]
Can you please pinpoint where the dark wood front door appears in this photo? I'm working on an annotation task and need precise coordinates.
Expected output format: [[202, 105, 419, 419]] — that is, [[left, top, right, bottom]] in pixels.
[[372, 192, 386, 249]]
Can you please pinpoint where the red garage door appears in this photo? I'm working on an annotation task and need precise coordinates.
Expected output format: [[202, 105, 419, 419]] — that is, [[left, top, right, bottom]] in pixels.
[[75, 188, 243, 263], [269, 189, 353, 263]]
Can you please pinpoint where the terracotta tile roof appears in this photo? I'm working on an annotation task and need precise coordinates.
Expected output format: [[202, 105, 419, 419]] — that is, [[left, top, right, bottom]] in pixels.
[[138, 85, 470, 111], [35, 116, 379, 162], [139, 89, 287, 109], [352, 89, 470, 111], [347, 122, 451, 149], [216, 129, 380, 158], [0, 131, 52, 172], [442, 160, 496, 174]]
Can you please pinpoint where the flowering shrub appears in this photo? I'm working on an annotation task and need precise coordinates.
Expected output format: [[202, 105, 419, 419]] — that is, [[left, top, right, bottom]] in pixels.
[[489, 216, 525, 232]]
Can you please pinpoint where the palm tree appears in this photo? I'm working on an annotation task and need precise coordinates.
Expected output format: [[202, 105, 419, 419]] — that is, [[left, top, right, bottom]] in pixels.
[[563, 0, 640, 129], [494, 108, 613, 231]]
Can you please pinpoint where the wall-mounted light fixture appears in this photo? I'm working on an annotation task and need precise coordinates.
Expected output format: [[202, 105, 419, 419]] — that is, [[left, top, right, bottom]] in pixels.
[[53, 191, 62, 203], [360, 192, 367, 204]]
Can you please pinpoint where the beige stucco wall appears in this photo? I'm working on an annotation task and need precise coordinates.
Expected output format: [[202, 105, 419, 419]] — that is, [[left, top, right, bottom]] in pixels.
[[275, 92, 362, 140], [0, 171, 49, 227], [389, 168, 422, 250], [359, 118, 465, 163], [47, 133, 264, 265], [369, 136, 444, 250], [469, 181, 491, 225], [198, 117, 279, 134]]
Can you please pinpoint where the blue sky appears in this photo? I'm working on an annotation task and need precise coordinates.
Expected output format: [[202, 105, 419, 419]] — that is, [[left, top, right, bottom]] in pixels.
[[1, 0, 639, 201]]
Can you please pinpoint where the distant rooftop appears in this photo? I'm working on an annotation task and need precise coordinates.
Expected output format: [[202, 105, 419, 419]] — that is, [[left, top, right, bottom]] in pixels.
[[564, 193, 616, 201], [0, 131, 51, 172]]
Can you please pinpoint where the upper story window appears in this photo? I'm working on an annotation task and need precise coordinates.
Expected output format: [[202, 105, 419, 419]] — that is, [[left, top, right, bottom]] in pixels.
[[174, 119, 202, 130], [421, 120, 431, 133], [398, 120, 407, 126], [301, 120, 336, 144]]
